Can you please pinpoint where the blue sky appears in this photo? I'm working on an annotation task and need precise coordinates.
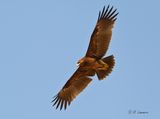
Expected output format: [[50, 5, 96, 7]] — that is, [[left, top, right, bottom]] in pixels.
[[0, 0, 160, 119]]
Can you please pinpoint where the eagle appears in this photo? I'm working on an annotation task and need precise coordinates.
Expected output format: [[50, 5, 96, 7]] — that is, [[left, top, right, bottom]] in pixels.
[[52, 5, 118, 110]]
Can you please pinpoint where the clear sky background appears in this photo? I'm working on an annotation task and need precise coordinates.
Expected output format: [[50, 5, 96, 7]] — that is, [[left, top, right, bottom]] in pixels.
[[0, 0, 160, 119]]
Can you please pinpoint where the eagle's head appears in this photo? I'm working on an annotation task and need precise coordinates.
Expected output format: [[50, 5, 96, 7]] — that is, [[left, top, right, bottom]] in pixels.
[[76, 57, 85, 67], [76, 57, 96, 67]]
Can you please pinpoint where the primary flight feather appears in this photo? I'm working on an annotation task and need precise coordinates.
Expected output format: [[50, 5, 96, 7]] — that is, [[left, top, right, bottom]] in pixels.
[[52, 5, 118, 110]]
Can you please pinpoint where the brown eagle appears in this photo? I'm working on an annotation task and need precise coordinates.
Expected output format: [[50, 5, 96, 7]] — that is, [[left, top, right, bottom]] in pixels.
[[52, 5, 118, 110]]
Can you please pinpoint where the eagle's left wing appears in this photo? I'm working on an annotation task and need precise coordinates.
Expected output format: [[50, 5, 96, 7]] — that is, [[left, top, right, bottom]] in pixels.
[[86, 5, 118, 59]]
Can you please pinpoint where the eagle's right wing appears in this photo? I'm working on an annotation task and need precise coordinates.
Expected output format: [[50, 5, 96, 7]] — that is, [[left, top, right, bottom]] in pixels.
[[52, 68, 93, 110]]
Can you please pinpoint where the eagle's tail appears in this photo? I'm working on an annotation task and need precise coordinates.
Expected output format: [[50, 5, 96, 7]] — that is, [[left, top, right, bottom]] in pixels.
[[96, 55, 115, 80]]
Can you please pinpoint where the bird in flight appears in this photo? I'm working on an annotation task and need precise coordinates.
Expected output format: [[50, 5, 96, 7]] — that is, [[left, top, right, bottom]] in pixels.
[[52, 5, 118, 110]]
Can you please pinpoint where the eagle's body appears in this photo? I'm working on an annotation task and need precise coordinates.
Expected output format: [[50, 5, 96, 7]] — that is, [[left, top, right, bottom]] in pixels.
[[52, 5, 118, 110], [77, 57, 107, 70]]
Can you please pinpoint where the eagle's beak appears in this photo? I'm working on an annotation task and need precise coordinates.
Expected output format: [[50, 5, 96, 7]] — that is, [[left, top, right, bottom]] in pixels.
[[76, 62, 80, 67]]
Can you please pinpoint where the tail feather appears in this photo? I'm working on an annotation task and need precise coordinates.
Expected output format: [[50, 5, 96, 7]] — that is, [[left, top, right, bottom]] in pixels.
[[96, 55, 115, 80]]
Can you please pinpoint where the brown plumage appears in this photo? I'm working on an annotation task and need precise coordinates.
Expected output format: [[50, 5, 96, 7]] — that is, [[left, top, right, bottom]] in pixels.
[[52, 5, 118, 110]]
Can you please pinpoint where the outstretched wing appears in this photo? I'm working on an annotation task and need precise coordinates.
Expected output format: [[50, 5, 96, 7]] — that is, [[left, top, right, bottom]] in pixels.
[[86, 5, 118, 58], [52, 68, 94, 110]]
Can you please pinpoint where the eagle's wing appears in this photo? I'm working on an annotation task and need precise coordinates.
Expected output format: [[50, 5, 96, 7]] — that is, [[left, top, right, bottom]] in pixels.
[[86, 5, 118, 58], [52, 68, 94, 110]]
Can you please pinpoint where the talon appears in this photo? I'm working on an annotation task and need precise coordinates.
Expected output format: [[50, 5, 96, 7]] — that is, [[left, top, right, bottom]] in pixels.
[[98, 63, 109, 70]]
